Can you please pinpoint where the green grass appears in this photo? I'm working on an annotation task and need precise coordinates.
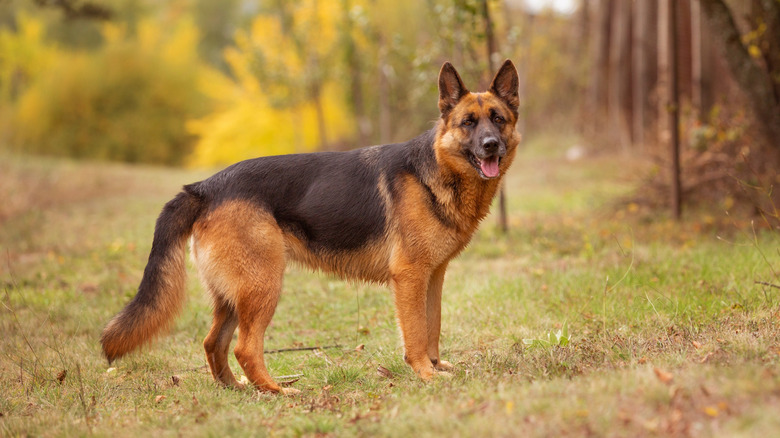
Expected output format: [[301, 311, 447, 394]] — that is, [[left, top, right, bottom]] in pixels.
[[1, 137, 779, 437]]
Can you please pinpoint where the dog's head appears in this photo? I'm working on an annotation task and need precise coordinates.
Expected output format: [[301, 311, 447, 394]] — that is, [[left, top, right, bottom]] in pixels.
[[435, 60, 521, 180]]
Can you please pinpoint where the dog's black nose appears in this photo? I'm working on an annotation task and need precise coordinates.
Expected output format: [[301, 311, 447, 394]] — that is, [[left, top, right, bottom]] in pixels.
[[482, 138, 499, 153]]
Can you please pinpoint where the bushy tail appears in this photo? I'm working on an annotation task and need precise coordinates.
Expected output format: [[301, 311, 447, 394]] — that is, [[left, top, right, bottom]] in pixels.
[[101, 188, 203, 363]]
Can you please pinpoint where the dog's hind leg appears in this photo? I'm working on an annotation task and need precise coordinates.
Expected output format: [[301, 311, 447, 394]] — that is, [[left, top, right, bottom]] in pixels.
[[203, 296, 240, 388], [232, 246, 294, 394], [233, 281, 286, 393], [194, 202, 295, 394], [228, 216, 296, 394]]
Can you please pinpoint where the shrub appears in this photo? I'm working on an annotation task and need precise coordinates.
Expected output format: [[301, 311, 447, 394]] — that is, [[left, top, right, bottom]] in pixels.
[[10, 18, 208, 165]]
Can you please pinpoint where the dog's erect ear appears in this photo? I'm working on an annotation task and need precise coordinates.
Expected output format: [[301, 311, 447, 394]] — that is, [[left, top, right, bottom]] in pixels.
[[438, 62, 469, 116], [489, 59, 519, 115]]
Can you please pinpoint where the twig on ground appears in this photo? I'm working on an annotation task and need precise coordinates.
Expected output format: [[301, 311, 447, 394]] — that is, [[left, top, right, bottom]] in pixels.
[[264, 344, 342, 354], [274, 373, 304, 380], [755, 281, 780, 290], [276, 373, 304, 386], [170, 345, 342, 374]]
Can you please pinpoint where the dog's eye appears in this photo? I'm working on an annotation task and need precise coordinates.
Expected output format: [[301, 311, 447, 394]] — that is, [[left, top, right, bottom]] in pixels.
[[493, 115, 505, 124], [462, 120, 473, 127]]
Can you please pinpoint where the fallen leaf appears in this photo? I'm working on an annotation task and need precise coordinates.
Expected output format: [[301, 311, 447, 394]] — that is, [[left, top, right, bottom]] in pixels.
[[642, 418, 659, 432], [171, 375, 181, 386], [703, 406, 719, 417], [155, 395, 166, 403], [692, 341, 703, 349], [191, 395, 199, 406], [376, 365, 393, 379], [653, 367, 674, 384], [638, 357, 648, 364], [56, 370, 67, 384], [79, 283, 98, 294], [322, 385, 333, 391], [700, 351, 717, 363], [355, 344, 365, 351]]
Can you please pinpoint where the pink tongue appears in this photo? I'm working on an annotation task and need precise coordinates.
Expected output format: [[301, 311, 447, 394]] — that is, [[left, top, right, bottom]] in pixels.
[[480, 156, 500, 178]]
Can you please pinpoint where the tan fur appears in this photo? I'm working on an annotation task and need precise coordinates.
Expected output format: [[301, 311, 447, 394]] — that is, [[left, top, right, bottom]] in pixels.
[[283, 234, 392, 283], [192, 202, 287, 392]]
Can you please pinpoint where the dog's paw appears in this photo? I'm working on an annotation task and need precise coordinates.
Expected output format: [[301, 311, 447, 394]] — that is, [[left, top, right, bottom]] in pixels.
[[434, 359, 454, 372], [414, 362, 436, 380], [281, 387, 301, 396]]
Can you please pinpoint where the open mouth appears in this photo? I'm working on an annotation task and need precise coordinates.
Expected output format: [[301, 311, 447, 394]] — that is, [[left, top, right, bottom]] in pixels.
[[466, 151, 501, 179]]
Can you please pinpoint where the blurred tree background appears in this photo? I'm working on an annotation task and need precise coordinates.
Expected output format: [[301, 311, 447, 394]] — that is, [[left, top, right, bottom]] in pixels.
[[0, 0, 777, 218]]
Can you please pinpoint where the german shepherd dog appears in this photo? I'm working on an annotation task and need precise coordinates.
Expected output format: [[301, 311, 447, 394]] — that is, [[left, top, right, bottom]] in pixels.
[[101, 60, 521, 394]]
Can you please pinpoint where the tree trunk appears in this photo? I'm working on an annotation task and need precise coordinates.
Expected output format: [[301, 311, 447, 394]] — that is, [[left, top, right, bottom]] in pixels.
[[577, 0, 591, 134], [668, 0, 682, 219], [699, 0, 780, 148], [761, 0, 780, 103], [481, 0, 508, 234], [483, 0, 497, 73], [658, 0, 670, 147], [608, 0, 633, 150], [342, 0, 370, 147], [632, 0, 657, 149], [588, 0, 612, 136], [691, 0, 714, 119], [377, 35, 391, 144], [676, 0, 693, 101], [311, 80, 329, 150]]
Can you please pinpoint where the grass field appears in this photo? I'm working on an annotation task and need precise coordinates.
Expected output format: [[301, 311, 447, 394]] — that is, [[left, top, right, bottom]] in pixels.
[[1, 135, 779, 437]]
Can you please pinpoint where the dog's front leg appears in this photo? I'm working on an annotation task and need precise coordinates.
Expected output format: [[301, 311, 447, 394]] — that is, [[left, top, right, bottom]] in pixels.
[[426, 262, 453, 372], [391, 263, 435, 380]]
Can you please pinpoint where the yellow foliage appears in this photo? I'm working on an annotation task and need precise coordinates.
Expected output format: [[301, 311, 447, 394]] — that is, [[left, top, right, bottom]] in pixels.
[[187, 77, 353, 167], [748, 44, 761, 59], [0, 13, 58, 102], [10, 16, 208, 164], [187, 1, 356, 167]]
